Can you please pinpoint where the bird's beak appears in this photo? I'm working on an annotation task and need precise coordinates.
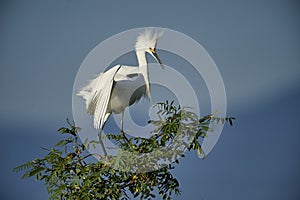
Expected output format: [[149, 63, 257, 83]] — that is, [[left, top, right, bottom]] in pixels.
[[150, 49, 165, 69]]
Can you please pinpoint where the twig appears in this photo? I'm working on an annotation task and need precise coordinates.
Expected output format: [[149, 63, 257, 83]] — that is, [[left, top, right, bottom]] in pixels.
[[98, 130, 108, 156]]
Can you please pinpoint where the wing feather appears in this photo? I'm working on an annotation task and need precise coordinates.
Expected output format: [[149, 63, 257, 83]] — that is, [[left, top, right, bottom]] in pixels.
[[113, 66, 139, 81], [77, 65, 121, 129]]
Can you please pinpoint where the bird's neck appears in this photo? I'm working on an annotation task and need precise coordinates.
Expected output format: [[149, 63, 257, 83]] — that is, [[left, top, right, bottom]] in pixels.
[[136, 50, 151, 100], [136, 50, 147, 67]]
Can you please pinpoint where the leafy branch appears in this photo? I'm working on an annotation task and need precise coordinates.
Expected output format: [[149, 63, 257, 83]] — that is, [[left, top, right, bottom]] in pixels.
[[14, 101, 235, 200]]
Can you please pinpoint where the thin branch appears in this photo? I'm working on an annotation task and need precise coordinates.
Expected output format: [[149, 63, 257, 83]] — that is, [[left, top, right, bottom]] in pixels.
[[98, 130, 108, 156]]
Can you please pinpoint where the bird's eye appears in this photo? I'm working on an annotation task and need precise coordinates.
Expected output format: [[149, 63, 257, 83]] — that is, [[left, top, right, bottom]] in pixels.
[[149, 48, 155, 53]]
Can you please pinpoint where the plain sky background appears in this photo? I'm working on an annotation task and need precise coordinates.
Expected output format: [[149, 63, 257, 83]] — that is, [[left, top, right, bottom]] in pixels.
[[1, 0, 300, 199]]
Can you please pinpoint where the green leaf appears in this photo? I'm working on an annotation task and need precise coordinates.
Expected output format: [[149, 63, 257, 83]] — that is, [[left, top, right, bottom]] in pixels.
[[14, 101, 235, 199]]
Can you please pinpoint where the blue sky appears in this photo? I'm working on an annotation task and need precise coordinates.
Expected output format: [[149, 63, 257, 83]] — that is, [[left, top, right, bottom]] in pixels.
[[1, 0, 300, 199]]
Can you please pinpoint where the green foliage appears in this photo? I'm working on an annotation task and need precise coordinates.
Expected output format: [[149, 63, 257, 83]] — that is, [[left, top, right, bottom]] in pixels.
[[14, 101, 235, 200]]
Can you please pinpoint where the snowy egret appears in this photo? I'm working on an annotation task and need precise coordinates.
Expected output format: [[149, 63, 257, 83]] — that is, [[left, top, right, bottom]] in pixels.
[[77, 30, 164, 134]]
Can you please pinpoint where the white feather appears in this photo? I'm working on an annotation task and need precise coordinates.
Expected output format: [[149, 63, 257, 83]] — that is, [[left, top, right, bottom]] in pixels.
[[77, 29, 164, 131], [135, 29, 164, 50], [77, 65, 121, 129]]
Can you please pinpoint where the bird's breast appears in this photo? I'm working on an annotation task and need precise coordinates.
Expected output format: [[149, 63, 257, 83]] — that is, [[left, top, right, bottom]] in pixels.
[[109, 75, 147, 114]]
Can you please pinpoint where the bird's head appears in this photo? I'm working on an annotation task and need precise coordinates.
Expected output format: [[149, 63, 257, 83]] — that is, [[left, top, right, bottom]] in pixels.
[[135, 29, 164, 69]]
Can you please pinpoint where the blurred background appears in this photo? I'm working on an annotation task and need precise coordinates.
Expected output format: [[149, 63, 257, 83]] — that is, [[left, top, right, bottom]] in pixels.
[[0, 0, 299, 199]]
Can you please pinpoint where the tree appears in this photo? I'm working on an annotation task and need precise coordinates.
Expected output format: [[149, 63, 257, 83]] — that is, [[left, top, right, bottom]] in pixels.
[[14, 101, 234, 200]]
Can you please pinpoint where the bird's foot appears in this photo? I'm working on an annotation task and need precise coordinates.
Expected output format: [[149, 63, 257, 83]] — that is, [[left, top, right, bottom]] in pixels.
[[121, 130, 129, 143]]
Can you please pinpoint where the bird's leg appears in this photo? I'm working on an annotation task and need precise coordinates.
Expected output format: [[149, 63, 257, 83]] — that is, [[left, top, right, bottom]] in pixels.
[[120, 111, 124, 132], [120, 111, 129, 143], [120, 111, 125, 137], [98, 129, 108, 156]]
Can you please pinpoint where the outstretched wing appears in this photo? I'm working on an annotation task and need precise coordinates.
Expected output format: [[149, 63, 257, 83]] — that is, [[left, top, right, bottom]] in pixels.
[[77, 65, 121, 129]]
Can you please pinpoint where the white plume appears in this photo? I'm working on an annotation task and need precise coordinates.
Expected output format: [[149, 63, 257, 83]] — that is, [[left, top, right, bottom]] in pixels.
[[135, 29, 164, 50]]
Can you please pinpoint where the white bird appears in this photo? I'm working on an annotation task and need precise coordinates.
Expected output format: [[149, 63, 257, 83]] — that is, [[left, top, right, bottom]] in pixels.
[[77, 30, 164, 134]]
